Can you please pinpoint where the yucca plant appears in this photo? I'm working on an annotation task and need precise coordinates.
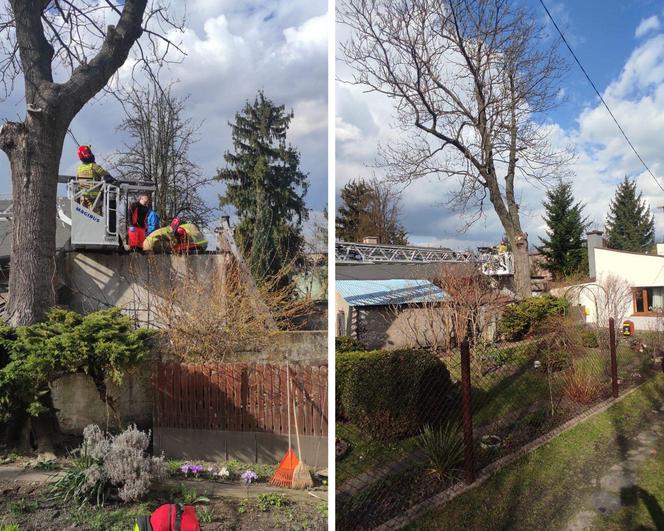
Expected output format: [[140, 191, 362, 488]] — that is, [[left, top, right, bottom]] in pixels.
[[416, 421, 464, 480]]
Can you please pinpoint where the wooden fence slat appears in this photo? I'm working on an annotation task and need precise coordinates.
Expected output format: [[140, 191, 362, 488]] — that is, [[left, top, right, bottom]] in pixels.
[[152, 362, 328, 438]]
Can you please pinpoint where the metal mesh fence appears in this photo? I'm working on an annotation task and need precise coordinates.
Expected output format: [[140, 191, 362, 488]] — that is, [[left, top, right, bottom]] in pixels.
[[335, 319, 662, 530]]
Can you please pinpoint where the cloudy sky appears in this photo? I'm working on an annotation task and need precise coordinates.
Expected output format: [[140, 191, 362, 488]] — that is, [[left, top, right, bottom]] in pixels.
[[336, 0, 664, 250], [0, 0, 328, 231]]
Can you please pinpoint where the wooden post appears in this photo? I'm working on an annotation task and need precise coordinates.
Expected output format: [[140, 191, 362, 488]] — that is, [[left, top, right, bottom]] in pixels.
[[460, 338, 475, 484], [609, 317, 619, 398]]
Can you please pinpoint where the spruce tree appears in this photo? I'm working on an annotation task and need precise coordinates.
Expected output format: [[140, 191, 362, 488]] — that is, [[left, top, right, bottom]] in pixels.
[[605, 177, 655, 253], [336, 178, 408, 244], [217, 92, 309, 282], [536, 181, 589, 279], [336, 179, 371, 242]]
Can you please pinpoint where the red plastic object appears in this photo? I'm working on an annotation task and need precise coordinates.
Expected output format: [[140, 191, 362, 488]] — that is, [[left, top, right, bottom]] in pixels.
[[150, 504, 200, 531], [128, 226, 146, 249], [622, 320, 635, 336]]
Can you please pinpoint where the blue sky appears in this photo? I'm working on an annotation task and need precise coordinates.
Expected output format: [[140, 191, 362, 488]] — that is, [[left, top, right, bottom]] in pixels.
[[532, 0, 662, 128], [336, 0, 664, 250]]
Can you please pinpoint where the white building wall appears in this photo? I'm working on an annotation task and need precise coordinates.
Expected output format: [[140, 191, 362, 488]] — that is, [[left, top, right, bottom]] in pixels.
[[561, 248, 664, 331]]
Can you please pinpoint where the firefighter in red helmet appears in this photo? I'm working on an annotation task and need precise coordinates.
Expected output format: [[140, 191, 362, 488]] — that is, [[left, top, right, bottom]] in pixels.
[[76, 145, 111, 211]]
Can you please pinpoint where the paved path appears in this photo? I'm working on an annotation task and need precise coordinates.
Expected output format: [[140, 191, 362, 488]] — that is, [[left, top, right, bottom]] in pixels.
[[565, 408, 664, 530], [0, 465, 63, 486]]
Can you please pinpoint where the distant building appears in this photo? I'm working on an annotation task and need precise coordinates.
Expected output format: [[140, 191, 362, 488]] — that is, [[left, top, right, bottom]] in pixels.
[[557, 231, 664, 331], [335, 278, 447, 350]]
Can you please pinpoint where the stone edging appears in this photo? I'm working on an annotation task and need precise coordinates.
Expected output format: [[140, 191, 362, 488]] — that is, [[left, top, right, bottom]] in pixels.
[[376, 383, 649, 530]]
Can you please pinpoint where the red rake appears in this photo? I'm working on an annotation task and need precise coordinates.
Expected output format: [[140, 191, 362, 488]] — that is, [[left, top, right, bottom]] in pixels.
[[270, 447, 300, 488], [270, 360, 299, 488]]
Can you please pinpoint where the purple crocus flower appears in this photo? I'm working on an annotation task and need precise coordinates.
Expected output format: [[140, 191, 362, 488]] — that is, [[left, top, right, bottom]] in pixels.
[[241, 470, 258, 484], [180, 463, 204, 476]]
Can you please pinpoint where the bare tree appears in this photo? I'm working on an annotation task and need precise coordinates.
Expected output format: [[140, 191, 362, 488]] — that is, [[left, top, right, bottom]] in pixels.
[[361, 177, 408, 244], [113, 82, 216, 227], [0, 1, 184, 325], [338, 0, 573, 298], [336, 177, 408, 244], [151, 260, 312, 362], [432, 264, 506, 346]]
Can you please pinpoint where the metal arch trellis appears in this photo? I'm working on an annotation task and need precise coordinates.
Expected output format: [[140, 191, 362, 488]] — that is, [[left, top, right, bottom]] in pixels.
[[334, 241, 514, 275]]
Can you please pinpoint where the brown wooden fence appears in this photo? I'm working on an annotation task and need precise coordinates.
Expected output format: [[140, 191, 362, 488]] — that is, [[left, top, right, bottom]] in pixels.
[[153, 362, 328, 437]]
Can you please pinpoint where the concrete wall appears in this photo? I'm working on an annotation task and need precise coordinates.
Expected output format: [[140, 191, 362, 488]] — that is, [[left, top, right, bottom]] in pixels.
[[56, 252, 230, 327], [155, 428, 327, 468], [51, 363, 153, 434], [356, 305, 449, 351]]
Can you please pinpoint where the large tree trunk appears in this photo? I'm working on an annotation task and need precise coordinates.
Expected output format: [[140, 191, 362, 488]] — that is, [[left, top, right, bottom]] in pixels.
[[0, 116, 66, 454], [3, 117, 66, 326], [510, 233, 531, 300]]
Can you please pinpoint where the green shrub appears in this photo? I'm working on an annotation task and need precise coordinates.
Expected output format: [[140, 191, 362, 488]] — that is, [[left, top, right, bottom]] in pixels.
[[416, 422, 463, 480], [498, 296, 569, 341], [336, 350, 379, 419], [335, 336, 365, 353], [0, 308, 155, 424], [580, 328, 599, 348], [340, 349, 457, 440]]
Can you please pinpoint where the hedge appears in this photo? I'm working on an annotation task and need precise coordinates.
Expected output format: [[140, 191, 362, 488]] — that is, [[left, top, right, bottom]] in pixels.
[[337, 349, 457, 441]]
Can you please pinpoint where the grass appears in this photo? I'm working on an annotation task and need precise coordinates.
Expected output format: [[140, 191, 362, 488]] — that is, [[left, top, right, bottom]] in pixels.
[[595, 438, 664, 530], [406, 374, 664, 531], [335, 423, 418, 484], [337, 343, 653, 488], [70, 502, 153, 531]]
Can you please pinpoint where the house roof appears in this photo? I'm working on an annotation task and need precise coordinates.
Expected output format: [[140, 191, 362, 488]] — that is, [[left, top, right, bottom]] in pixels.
[[336, 279, 445, 307]]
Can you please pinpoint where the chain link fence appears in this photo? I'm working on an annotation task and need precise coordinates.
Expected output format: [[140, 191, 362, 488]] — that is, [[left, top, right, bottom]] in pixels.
[[336, 317, 662, 530]]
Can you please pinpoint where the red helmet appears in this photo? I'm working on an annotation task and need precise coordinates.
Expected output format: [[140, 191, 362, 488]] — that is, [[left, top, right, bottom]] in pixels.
[[78, 145, 93, 161], [170, 217, 182, 231]]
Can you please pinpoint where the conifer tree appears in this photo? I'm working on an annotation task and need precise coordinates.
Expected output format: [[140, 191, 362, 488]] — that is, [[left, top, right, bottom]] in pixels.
[[605, 177, 655, 253], [336, 180, 371, 242], [336, 178, 408, 244], [217, 92, 309, 282], [536, 181, 589, 279]]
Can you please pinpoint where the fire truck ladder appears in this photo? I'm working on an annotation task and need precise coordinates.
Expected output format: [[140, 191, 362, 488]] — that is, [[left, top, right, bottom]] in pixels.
[[335, 241, 514, 276]]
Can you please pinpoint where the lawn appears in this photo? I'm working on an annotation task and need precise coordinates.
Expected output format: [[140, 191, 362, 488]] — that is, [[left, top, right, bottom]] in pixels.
[[335, 339, 659, 529], [406, 374, 664, 531], [335, 423, 418, 485]]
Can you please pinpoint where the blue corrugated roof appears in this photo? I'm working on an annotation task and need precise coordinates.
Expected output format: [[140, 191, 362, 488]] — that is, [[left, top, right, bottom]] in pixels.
[[336, 279, 445, 307]]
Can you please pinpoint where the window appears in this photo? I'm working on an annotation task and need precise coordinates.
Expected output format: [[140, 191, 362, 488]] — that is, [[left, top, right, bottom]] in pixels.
[[632, 287, 664, 315]]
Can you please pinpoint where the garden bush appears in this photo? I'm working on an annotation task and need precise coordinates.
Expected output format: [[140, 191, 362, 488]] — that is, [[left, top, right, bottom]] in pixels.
[[339, 349, 457, 440], [534, 316, 584, 373], [52, 424, 166, 505], [498, 296, 569, 341], [580, 328, 600, 348], [336, 350, 379, 420], [0, 308, 154, 425], [335, 336, 365, 353]]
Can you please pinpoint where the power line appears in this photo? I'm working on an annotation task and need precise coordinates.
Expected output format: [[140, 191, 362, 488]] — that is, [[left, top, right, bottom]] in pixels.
[[539, 0, 664, 193]]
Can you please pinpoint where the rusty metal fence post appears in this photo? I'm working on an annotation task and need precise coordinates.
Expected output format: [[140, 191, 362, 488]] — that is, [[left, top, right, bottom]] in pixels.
[[609, 317, 619, 398], [460, 338, 475, 484]]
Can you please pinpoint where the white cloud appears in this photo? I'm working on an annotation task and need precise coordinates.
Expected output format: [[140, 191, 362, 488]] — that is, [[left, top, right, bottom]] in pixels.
[[635, 15, 660, 38]]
